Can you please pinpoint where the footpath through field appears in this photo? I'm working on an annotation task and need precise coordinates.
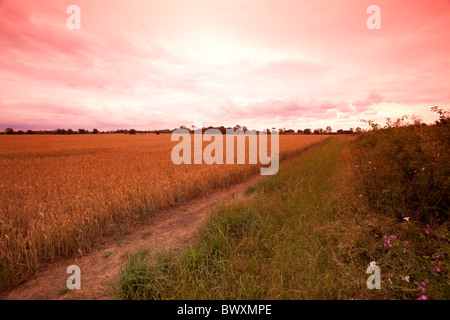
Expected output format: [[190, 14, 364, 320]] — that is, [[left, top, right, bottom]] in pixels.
[[5, 138, 331, 300], [4, 175, 263, 300]]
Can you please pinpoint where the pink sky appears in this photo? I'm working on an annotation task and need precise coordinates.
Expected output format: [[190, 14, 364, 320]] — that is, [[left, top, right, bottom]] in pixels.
[[1, 0, 449, 131]]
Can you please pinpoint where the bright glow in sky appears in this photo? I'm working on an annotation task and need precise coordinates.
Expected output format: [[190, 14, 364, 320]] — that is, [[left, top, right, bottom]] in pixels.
[[1, 0, 449, 131]]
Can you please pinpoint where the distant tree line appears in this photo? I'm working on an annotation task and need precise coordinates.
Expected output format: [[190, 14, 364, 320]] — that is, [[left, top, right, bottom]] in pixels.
[[0, 128, 169, 135], [1, 125, 364, 135], [176, 125, 363, 135]]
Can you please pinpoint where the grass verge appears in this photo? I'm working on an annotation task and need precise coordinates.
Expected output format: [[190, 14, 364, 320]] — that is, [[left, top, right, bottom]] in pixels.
[[114, 137, 448, 300]]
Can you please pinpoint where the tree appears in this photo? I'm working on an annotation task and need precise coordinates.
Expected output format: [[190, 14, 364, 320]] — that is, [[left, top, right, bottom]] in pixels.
[[303, 128, 311, 134], [92, 128, 99, 134], [431, 106, 449, 125], [218, 126, 226, 134], [67, 129, 74, 134], [5, 128, 14, 134], [313, 129, 320, 134], [26, 130, 34, 134], [129, 129, 136, 135], [355, 127, 363, 134], [78, 128, 86, 134], [325, 126, 332, 134]]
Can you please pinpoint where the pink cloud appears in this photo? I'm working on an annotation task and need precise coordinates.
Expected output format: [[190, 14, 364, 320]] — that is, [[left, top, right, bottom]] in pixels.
[[214, 98, 353, 123], [0, 0, 449, 131], [352, 92, 385, 110], [253, 59, 329, 78]]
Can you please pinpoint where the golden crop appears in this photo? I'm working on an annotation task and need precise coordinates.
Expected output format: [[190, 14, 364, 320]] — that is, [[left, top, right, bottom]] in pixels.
[[0, 133, 327, 290]]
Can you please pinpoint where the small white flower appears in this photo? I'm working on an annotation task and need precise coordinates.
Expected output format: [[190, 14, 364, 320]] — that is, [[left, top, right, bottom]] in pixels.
[[370, 261, 377, 266], [403, 276, 410, 283], [403, 217, 410, 222]]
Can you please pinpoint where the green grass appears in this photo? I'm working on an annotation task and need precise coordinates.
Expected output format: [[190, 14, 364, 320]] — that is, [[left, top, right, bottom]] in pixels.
[[102, 252, 112, 259], [114, 137, 449, 300], [59, 287, 71, 296], [141, 231, 153, 240]]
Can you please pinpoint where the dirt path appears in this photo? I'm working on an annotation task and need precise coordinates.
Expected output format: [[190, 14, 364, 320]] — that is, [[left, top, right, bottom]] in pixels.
[[5, 174, 264, 300]]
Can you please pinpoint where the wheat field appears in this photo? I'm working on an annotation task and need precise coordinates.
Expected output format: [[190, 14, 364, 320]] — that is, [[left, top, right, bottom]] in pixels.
[[0, 133, 327, 290]]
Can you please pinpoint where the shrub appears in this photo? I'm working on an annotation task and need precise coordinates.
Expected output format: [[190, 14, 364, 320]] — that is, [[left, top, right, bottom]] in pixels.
[[352, 107, 449, 224]]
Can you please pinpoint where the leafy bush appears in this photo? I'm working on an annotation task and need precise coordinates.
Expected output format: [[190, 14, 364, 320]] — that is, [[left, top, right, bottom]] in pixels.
[[352, 107, 449, 224]]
